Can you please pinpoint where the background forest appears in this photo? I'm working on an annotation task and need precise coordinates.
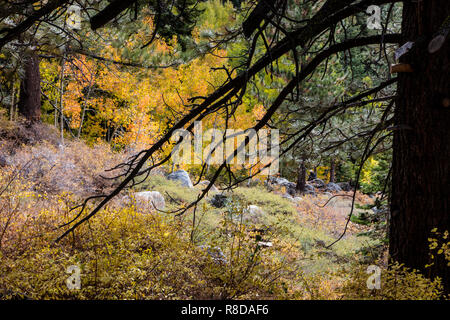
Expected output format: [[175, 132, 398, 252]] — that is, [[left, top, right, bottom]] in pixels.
[[0, 0, 448, 299]]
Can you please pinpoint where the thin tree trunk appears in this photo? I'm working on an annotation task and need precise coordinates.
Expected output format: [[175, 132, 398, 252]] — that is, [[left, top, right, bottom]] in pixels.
[[18, 51, 41, 122], [9, 79, 15, 121], [107, 121, 111, 142], [390, 0, 450, 293], [54, 99, 58, 127], [329, 158, 336, 183], [296, 159, 306, 192], [77, 79, 93, 138], [59, 55, 65, 144]]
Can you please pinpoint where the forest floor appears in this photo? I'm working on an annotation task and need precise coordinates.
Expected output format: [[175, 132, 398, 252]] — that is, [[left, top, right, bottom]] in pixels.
[[0, 118, 442, 300]]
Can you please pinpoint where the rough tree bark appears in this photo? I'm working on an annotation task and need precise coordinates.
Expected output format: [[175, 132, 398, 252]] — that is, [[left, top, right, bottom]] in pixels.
[[18, 51, 41, 122], [390, 0, 450, 292], [296, 160, 306, 192], [329, 158, 336, 183]]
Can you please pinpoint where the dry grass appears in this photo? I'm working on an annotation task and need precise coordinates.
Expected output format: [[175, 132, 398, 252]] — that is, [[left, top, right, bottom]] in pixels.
[[0, 117, 127, 196]]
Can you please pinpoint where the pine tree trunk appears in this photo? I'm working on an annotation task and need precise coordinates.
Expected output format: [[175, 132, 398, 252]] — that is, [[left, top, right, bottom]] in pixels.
[[329, 158, 336, 183], [18, 51, 41, 122], [9, 80, 15, 121], [296, 160, 306, 192], [390, 0, 450, 293]]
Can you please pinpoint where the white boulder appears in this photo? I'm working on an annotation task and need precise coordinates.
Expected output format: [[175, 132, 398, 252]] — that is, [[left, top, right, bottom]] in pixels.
[[167, 170, 193, 188], [134, 191, 165, 211]]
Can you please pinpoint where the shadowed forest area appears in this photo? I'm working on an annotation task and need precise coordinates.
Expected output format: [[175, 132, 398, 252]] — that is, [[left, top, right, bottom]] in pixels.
[[0, 0, 448, 300]]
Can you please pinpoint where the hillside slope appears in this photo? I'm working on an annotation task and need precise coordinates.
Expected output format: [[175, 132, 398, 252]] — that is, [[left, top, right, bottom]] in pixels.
[[0, 119, 443, 299]]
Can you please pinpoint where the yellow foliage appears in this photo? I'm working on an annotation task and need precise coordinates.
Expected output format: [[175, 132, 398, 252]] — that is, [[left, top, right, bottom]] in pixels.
[[0, 167, 304, 299], [316, 166, 330, 182], [427, 229, 450, 268], [361, 156, 379, 185], [340, 262, 444, 300]]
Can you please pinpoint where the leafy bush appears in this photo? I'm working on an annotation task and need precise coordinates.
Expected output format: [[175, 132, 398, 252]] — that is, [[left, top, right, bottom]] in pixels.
[[0, 170, 305, 299], [360, 153, 391, 194], [340, 262, 444, 300], [426, 228, 450, 269]]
